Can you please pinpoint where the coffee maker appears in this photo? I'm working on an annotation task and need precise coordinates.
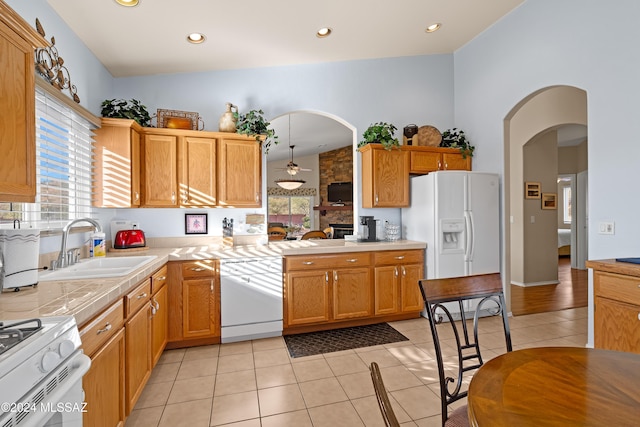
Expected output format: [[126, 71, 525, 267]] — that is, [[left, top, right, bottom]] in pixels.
[[359, 216, 377, 242]]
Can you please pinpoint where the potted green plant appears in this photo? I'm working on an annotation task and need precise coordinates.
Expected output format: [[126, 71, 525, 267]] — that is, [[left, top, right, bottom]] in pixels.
[[100, 99, 151, 127], [234, 109, 278, 153], [358, 122, 400, 150], [440, 128, 475, 158]]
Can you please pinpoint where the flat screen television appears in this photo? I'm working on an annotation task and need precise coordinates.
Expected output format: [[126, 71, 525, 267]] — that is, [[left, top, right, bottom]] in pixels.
[[327, 182, 353, 203]]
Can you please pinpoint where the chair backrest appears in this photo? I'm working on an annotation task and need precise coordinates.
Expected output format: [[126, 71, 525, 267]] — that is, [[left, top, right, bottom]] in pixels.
[[267, 226, 287, 241], [418, 273, 512, 427], [323, 226, 334, 239], [369, 362, 401, 427], [301, 230, 327, 240]]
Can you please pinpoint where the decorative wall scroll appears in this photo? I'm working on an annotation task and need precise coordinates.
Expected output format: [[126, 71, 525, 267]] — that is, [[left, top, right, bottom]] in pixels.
[[34, 18, 80, 103]]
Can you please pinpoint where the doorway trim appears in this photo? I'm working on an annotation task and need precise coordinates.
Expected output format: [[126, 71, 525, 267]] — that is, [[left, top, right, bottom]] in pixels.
[[503, 85, 588, 313]]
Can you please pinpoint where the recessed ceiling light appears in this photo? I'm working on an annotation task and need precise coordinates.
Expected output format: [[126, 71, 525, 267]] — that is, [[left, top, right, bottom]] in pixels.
[[187, 33, 206, 44], [425, 23, 441, 33], [115, 0, 139, 7], [316, 27, 332, 38]]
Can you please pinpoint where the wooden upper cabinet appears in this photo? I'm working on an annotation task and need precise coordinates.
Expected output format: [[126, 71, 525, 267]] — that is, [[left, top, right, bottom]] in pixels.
[[142, 133, 178, 207], [218, 137, 262, 207], [360, 144, 410, 208], [0, 4, 47, 202], [407, 146, 472, 175], [178, 136, 217, 207], [93, 118, 142, 207]]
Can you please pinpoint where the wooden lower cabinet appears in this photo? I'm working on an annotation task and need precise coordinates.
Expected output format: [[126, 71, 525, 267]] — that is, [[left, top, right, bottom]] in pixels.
[[373, 250, 424, 316], [80, 299, 125, 427], [83, 329, 125, 427], [151, 282, 168, 366], [591, 268, 640, 354], [125, 292, 152, 414], [332, 267, 372, 320], [167, 260, 220, 346], [285, 270, 331, 326]]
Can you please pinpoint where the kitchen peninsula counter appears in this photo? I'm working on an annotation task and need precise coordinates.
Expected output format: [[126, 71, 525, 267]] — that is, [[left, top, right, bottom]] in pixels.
[[0, 239, 426, 327]]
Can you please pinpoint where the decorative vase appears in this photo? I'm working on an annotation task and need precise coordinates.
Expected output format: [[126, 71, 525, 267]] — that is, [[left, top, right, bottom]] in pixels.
[[219, 103, 238, 132]]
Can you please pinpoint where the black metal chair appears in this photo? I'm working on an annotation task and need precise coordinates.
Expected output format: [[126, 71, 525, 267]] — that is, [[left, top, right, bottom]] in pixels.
[[369, 362, 401, 427], [418, 273, 512, 427]]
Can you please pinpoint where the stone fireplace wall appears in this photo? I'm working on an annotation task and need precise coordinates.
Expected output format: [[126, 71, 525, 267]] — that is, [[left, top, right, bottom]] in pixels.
[[318, 145, 353, 230]]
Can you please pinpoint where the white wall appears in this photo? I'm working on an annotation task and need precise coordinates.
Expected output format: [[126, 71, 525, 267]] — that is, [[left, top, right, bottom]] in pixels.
[[455, 0, 640, 260], [454, 0, 640, 346]]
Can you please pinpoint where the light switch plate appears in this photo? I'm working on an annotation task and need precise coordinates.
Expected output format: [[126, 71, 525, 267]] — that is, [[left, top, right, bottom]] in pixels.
[[598, 222, 614, 235]]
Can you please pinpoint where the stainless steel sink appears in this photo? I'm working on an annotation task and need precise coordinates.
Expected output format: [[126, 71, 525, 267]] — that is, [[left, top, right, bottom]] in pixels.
[[38, 255, 158, 282]]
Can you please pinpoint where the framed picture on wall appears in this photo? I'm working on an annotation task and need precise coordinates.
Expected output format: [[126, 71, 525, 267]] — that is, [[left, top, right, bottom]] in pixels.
[[185, 213, 208, 234], [525, 182, 541, 199], [541, 193, 557, 210]]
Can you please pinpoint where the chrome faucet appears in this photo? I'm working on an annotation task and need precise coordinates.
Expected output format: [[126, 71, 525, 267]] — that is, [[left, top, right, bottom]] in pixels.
[[54, 218, 103, 269]]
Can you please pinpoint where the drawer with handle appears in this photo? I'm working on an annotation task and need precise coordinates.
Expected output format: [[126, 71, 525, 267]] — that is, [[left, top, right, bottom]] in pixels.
[[125, 278, 151, 317], [286, 252, 371, 271], [374, 250, 424, 265], [79, 298, 124, 357], [595, 271, 640, 306], [151, 265, 168, 294], [181, 260, 216, 278]]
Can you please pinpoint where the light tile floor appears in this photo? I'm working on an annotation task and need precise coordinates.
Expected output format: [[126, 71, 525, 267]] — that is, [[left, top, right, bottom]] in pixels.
[[125, 307, 588, 427]]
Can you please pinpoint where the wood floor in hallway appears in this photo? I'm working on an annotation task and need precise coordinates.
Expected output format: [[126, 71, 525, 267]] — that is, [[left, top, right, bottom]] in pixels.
[[510, 257, 588, 316]]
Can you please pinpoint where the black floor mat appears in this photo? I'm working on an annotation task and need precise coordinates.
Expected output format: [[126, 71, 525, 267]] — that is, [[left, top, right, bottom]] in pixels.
[[284, 323, 409, 358]]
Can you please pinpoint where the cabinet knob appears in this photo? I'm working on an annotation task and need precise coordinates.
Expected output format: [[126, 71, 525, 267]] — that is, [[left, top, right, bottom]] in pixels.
[[210, 280, 214, 292], [394, 267, 398, 277], [346, 259, 358, 263], [394, 256, 405, 260], [444, 162, 449, 169], [302, 261, 314, 265], [171, 191, 176, 204], [334, 271, 338, 283], [325, 272, 329, 283], [375, 195, 379, 205], [438, 161, 442, 169], [401, 266, 406, 276], [638, 312, 640, 321], [134, 191, 140, 201], [156, 276, 166, 281], [191, 267, 206, 271], [137, 292, 148, 299]]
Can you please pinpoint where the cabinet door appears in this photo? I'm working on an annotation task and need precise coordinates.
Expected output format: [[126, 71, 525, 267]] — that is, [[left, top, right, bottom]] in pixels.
[[218, 138, 262, 207], [83, 328, 125, 427], [142, 134, 178, 207], [595, 297, 640, 354], [400, 263, 424, 313], [285, 270, 330, 326], [179, 136, 216, 207], [125, 305, 151, 414], [183, 278, 218, 339], [0, 21, 37, 202], [130, 129, 141, 206], [409, 151, 442, 174], [92, 119, 142, 208], [333, 267, 372, 320], [361, 146, 409, 207], [442, 152, 471, 171], [151, 284, 168, 366], [374, 266, 399, 315]]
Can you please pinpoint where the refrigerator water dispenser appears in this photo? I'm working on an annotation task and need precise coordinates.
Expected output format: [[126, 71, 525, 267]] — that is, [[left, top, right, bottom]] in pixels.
[[440, 219, 464, 252]]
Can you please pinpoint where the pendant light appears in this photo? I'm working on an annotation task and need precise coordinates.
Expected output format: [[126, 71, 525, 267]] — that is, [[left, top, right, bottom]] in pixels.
[[276, 115, 306, 190]]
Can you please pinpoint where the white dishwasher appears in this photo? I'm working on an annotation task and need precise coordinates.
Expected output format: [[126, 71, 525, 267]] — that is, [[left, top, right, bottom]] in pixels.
[[220, 256, 283, 343]]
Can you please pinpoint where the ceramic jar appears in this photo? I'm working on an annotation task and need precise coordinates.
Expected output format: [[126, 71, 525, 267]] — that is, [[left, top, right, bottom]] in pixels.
[[219, 103, 238, 132]]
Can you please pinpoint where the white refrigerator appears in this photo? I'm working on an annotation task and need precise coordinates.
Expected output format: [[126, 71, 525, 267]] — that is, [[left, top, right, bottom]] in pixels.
[[402, 171, 500, 281]]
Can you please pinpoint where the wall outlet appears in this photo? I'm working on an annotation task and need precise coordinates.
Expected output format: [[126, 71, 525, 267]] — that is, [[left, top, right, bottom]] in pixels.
[[598, 222, 614, 235]]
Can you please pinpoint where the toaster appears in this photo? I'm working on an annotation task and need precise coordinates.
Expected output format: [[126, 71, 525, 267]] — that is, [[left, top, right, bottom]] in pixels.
[[113, 229, 146, 249]]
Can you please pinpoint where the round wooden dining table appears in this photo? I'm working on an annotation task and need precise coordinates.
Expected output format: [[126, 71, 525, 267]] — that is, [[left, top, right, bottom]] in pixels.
[[467, 347, 640, 426]]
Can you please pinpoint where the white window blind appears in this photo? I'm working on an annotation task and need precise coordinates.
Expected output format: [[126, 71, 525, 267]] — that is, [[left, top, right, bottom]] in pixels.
[[0, 87, 95, 229]]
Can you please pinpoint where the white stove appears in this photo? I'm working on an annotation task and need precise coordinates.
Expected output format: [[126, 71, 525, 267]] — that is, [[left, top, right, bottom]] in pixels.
[[0, 316, 90, 427]]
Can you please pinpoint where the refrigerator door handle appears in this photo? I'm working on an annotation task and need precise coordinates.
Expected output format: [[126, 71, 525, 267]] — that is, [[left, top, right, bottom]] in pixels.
[[464, 211, 474, 261]]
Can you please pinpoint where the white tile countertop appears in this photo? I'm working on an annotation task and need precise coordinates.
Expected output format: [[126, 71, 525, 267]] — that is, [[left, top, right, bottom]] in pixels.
[[0, 240, 426, 326]]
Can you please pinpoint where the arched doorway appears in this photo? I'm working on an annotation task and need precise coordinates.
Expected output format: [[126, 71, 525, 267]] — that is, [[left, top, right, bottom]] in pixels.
[[503, 86, 588, 314]]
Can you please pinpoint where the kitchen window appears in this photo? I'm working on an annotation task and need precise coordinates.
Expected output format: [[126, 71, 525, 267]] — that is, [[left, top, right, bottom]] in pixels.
[[0, 85, 96, 229], [267, 195, 314, 234]]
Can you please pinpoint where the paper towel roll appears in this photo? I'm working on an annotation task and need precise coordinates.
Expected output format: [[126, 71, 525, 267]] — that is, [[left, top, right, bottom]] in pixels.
[[0, 229, 40, 290]]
